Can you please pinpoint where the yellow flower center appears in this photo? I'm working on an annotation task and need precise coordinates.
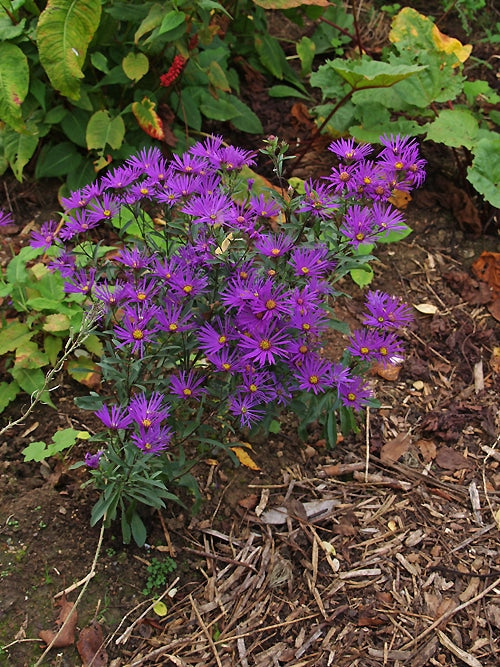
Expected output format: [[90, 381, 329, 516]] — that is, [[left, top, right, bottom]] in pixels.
[[133, 329, 144, 340], [299, 345, 308, 354], [271, 248, 280, 256], [309, 375, 319, 384], [169, 323, 178, 331], [259, 339, 271, 351], [142, 418, 152, 428], [301, 266, 309, 274], [218, 335, 227, 344], [137, 292, 146, 301], [103, 209, 111, 217], [347, 392, 356, 402], [355, 232, 365, 241], [183, 388, 192, 396], [265, 299, 276, 310], [249, 383, 258, 392], [360, 346, 369, 355], [183, 284, 193, 293]]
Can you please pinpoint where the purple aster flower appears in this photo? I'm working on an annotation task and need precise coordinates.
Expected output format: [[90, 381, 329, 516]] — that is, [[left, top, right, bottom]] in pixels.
[[248, 194, 281, 219], [237, 369, 277, 403], [363, 290, 413, 329], [289, 307, 330, 337], [131, 423, 172, 454], [169, 370, 206, 400], [87, 193, 120, 224], [0, 209, 14, 227], [126, 146, 164, 173], [64, 268, 96, 295], [61, 182, 102, 212], [296, 179, 338, 219], [94, 404, 133, 430], [289, 285, 322, 315], [170, 152, 207, 175], [190, 135, 225, 161], [93, 280, 126, 307], [197, 317, 236, 355], [30, 220, 59, 250], [123, 277, 160, 305], [113, 247, 151, 270], [59, 209, 100, 241], [326, 163, 357, 194], [340, 205, 378, 248], [287, 339, 317, 364], [371, 202, 407, 236], [114, 305, 159, 355], [129, 391, 170, 429], [328, 137, 373, 162], [217, 145, 257, 171], [352, 160, 379, 198], [225, 204, 257, 233], [181, 191, 234, 226], [249, 279, 293, 321], [229, 394, 265, 428], [340, 375, 372, 410], [85, 450, 104, 468], [170, 266, 208, 298], [379, 134, 418, 160], [156, 300, 193, 334], [288, 245, 335, 278], [254, 232, 294, 258], [237, 321, 291, 365], [48, 251, 76, 278], [206, 347, 245, 373], [347, 329, 405, 365], [124, 181, 157, 205], [101, 164, 138, 192], [151, 256, 179, 282], [294, 355, 334, 395]]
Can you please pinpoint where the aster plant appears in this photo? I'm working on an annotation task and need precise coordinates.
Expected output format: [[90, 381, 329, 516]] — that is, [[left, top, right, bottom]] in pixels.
[[36, 133, 424, 545]]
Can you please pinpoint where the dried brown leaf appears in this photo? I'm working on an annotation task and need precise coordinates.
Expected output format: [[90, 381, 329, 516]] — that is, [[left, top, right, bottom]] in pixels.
[[39, 596, 77, 648], [77, 622, 108, 667], [435, 446, 474, 471], [416, 439, 437, 462], [380, 432, 410, 464]]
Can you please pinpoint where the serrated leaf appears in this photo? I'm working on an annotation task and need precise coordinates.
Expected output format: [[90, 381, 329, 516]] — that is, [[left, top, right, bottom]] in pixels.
[[131, 97, 165, 140], [426, 109, 479, 150], [0, 321, 32, 355], [42, 313, 70, 332], [253, 0, 328, 7], [122, 52, 149, 82], [0, 42, 29, 131], [467, 133, 500, 208], [37, 0, 102, 101], [330, 56, 425, 90], [0, 381, 20, 413], [22, 441, 49, 462], [86, 110, 125, 151]]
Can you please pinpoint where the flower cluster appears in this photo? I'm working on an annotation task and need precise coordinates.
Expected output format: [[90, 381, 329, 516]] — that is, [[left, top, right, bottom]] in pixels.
[[33, 133, 422, 468], [160, 54, 187, 87]]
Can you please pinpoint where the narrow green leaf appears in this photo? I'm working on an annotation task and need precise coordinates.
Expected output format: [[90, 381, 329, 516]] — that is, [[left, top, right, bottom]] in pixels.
[[297, 35, 315, 76], [0, 42, 29, 131], [3, 126, 38, 181], [134, 3, 164, 43], [130, 512, 147, 547], [37, 0, 102, 101], [158, 10, 185, 35], [268, 84, 310, 100]]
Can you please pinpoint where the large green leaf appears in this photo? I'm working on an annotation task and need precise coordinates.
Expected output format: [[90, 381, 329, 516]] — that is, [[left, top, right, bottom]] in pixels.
[[329, 56, 425, 91], [2, 123, 38, 181], [467, 133, 500, 208], [253, 0, 328, 7], [86, 110, 125, 151], [426, 108, 479, 150], [35, 141, 82, 178], [10, 366, 55, 407], [0, 43, 29, 131], [37, 0, 102, 101]]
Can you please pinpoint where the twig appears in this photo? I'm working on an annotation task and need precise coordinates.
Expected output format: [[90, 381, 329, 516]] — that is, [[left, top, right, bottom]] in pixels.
[[189, 594, 223, 667], [399, 575, 500, 650], [33, 519, 106, 667]]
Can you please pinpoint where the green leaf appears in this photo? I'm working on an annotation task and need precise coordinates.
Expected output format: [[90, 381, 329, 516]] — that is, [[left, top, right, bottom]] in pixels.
[[90, 51, 109, 73], [330, 56, 425, 90], [199, 95, 239, 122], [254, 33, 287, 79], [122, 52, 149, 82], [44, 334, 63, 365], [0, 321, 33, 355], [134, 3, 164, 43], [3, 126, 38, 181], [14, 341, 49, 370], [61, 107, 89, 147], [35, 141, 82, 178], [158, 10, 185, 35], [22, 441, 50, 462], [297, 35, 316, 76], [10, 366, 55, 407], [226, 96, 263, 134], [426, 108, 479, 150], [0, 381, 20, 413], [42, 313, 70, 333], [37, 0, 102, 101], [207, 61, 231, 92], [0, 42, 29, 131], [86, 110, 125, 151], [467, 133, 500, 208], [350, 263, 374, 287], [130, 512, 147, 547], [268, 85, 310, 100], [253, 0, 329, 8], [377, 224, 413, 244]]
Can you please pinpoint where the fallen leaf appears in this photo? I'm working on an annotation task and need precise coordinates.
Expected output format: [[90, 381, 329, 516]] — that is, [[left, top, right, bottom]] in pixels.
[[76, 622, 108, 667], [39, 596, 77, 648], [414, 303, 439, 314], [380, 432, 410, 464], [153, 601, 168, 617], [238, 494, 258, 510], [230, 445, 261, 471], [371, 361, 401, 380], [472, 251, 500, 298], [388, 188, 411, 209], [435, 446, 474, 471], [487, 297, 500, 322], [416, 439, 437, 462]]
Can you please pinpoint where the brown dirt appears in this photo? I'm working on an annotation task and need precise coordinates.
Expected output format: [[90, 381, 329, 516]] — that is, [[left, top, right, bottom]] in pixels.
[[1, 4, 499, 666]]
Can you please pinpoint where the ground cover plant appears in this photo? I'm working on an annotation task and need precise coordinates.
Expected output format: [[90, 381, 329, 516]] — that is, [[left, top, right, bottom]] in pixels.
[[12, 132, 423, 546]]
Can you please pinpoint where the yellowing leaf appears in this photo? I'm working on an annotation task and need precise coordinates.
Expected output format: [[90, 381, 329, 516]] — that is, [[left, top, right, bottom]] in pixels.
[[43, 313, 70, 332], [432, 24, 472, 64], [153, 600, 168, 616], [215, 232, 233, 255], [230, 446, 261, 471], [132, 97, 165, 140], [67, 356, 101, 388]]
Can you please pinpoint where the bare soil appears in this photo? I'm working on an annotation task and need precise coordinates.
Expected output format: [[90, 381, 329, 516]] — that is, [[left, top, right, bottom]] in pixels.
[[1, 4, 499, 666]]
